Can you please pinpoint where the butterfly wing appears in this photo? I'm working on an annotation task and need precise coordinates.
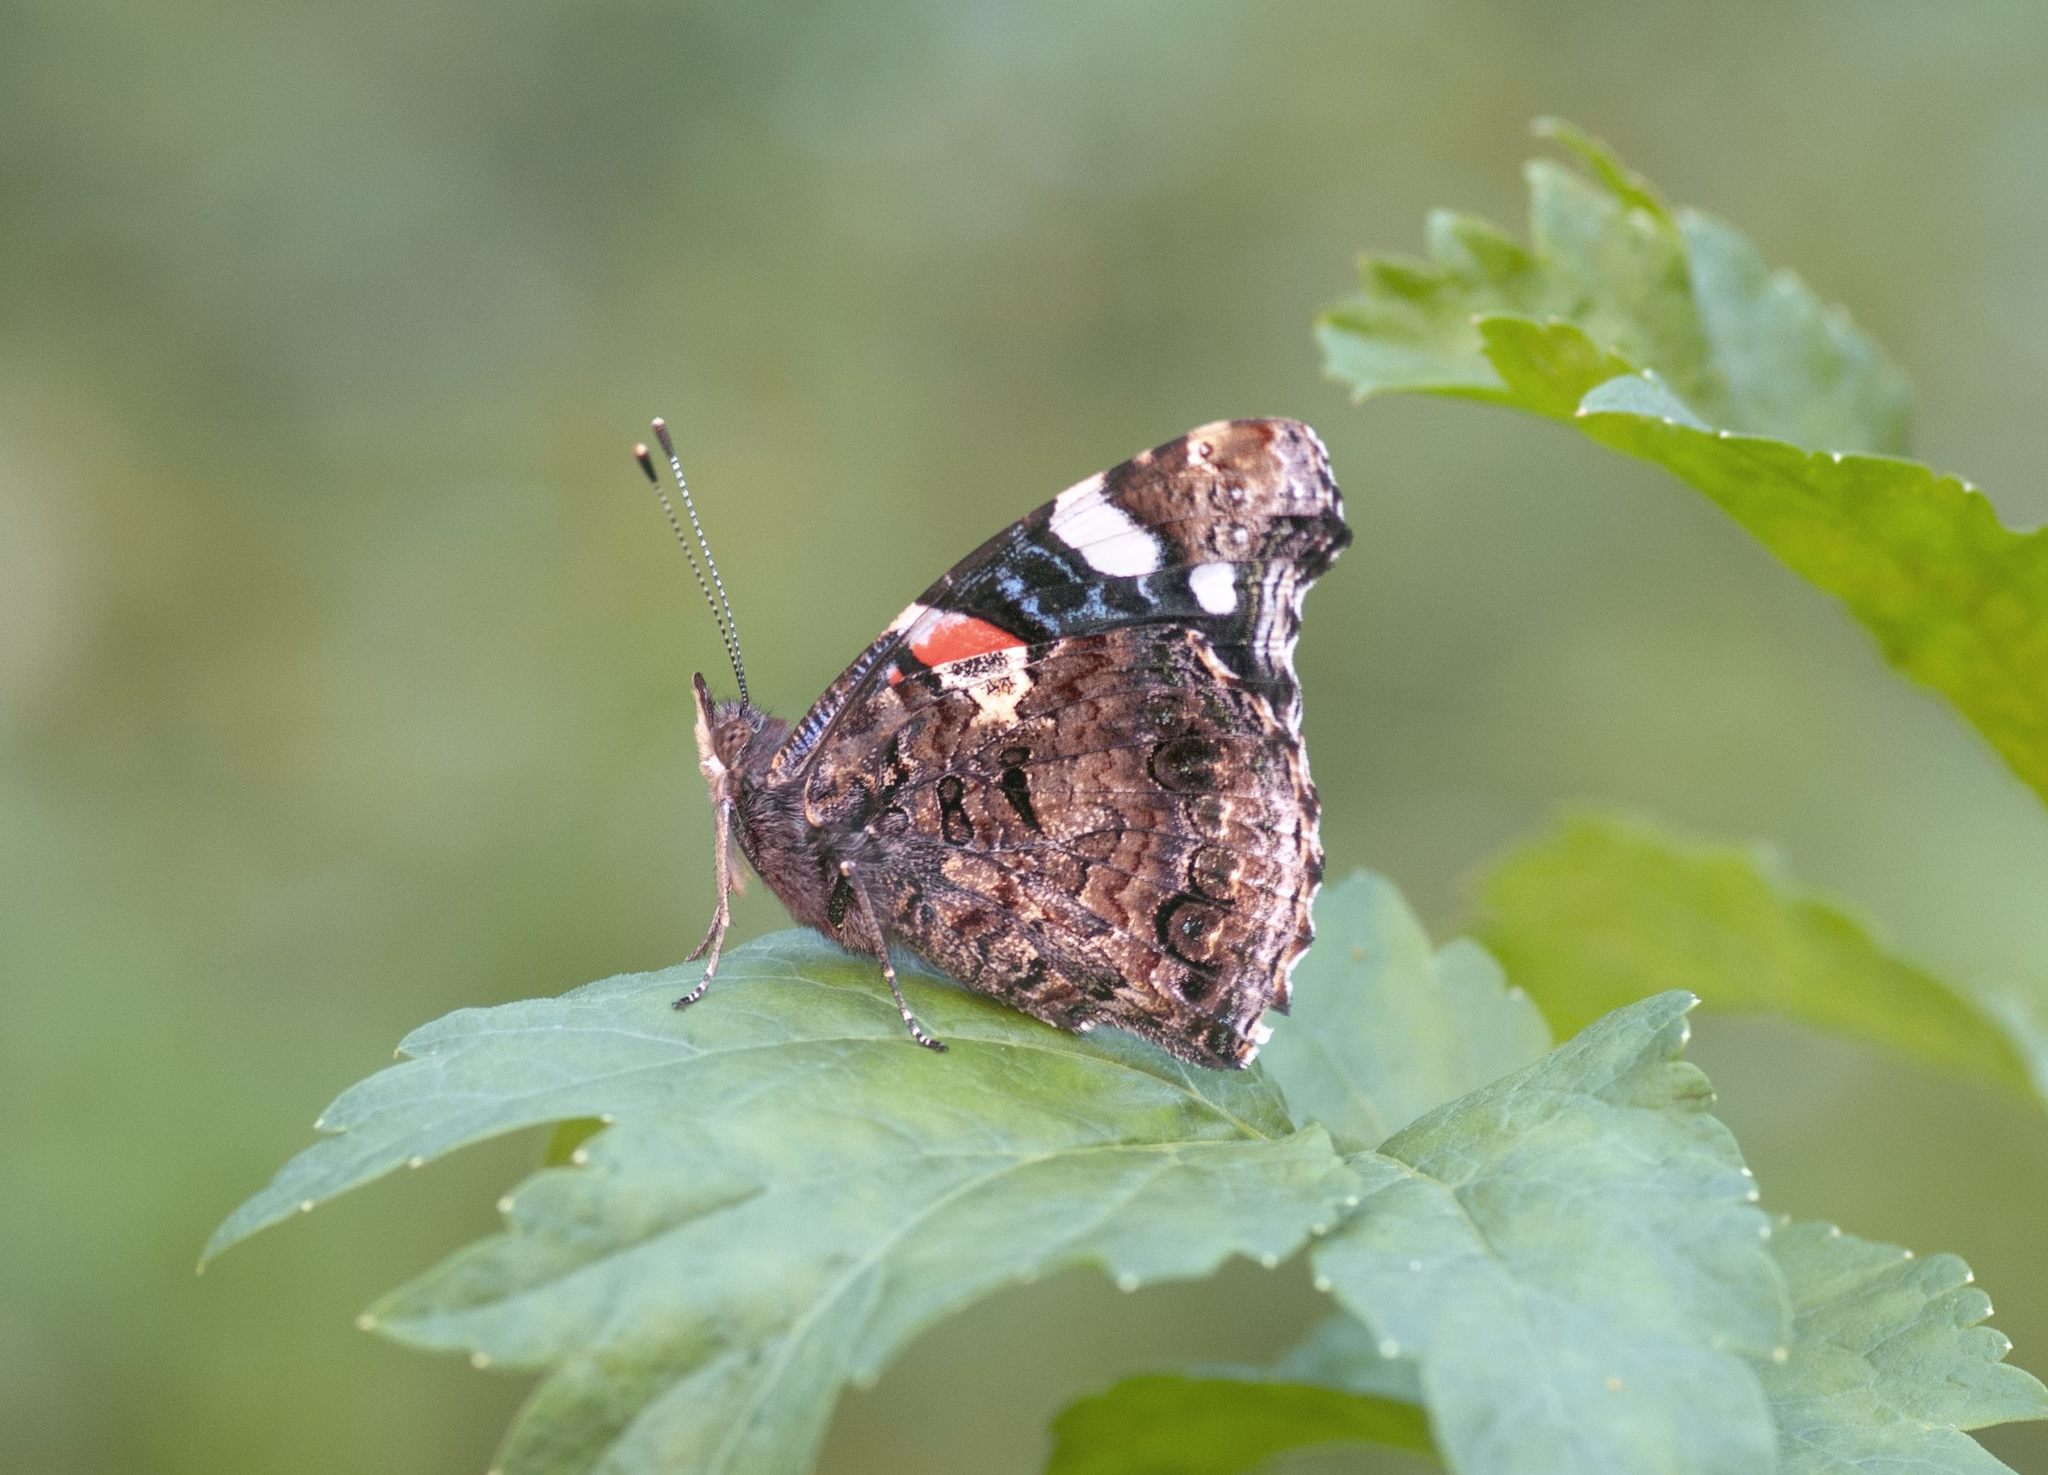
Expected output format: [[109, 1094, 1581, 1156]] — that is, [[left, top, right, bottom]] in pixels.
[[792, 419, 1348, 1067]]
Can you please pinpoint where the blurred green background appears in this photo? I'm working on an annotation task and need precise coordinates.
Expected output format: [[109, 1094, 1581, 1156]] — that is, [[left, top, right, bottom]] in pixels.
[[8, 1, 2048, 1471]]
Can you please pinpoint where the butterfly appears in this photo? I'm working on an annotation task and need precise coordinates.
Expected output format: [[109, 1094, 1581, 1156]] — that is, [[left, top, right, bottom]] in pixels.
[[634, 417, 1349, 1068]]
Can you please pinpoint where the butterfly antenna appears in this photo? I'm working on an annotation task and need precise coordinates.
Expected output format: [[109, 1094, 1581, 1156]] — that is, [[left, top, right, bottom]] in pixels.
[[633, 420, 750, 705]]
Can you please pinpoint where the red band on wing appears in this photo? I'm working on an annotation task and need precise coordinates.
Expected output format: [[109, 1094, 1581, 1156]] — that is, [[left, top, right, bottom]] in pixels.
[[910, 611, 1027, 668]]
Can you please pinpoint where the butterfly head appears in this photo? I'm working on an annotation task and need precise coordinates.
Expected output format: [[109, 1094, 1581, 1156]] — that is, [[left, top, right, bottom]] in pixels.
[[691, 671, 783, 797]]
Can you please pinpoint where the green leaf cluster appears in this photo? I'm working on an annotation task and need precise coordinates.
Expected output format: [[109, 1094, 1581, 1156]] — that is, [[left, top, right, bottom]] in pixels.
[[212, 875, 2045, 1473], [208, 934, 1356, 1474]]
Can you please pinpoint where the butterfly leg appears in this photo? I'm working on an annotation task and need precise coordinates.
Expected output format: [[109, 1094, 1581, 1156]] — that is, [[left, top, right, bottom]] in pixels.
[[840, 861, 946, 1052], [675, 798, 734, 1009]]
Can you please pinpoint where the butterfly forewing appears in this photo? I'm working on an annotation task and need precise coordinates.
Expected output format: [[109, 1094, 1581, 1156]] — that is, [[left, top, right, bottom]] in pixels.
[[770, 418, 1347, 781]]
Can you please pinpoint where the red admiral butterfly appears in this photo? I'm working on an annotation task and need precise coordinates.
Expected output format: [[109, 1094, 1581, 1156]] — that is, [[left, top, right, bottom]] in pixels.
[[634, 418, 1348, 1068]]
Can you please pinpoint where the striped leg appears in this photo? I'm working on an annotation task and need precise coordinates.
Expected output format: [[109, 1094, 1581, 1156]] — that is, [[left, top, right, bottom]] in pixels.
[[842, 861, 946, 1052], [675, 798, 733, 1008]]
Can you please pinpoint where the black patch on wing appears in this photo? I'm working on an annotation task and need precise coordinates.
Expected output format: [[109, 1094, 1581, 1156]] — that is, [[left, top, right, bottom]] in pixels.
[[997, 745, 1041, 830]]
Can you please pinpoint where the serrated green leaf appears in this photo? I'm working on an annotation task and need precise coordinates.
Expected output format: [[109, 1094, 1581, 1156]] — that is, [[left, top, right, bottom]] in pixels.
[[208, 932, 1357, 1475], [1312, 991, 1789, 1475], [1476, 810, 2044, 1101], [1568, 392, 2048, 805], [1317, 120, 1907, 450], [1099, 1219, 2047, 1475], [1317, 123, 2048, 808], [1262, 872, 1551, 1153], [1765, 1220, 2048, 1474], [1269, 1310, 1424, 1401], [1045, 1373, 1434, 1475]]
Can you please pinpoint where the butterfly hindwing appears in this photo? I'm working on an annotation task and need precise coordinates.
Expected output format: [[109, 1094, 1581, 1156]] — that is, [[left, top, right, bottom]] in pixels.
[[803, 624, 1321, 1067]]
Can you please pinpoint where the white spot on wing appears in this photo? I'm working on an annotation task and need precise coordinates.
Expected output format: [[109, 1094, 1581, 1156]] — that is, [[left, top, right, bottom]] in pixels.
[[884, 601, 929, 635], [1051, 475, 1162, 576], [1189, 561, 1237, 615]]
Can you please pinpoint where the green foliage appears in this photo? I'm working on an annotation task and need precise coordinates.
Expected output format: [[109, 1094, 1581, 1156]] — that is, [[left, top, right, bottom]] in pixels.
[[1764, 1219, 2048, 1474], [1053, 1219, 2048, 1475], [1476, 810, 2047, 1101], [1045, 1374, 1433, 1475], [1260, 871, 1550, 1153], [1305, 992, 1787, 1475], [215, 873, 2046, 1474], [207, 933, 1356, 1475], [1047, 1314, 1431, 1473], [1317, 121, 2048, 808]]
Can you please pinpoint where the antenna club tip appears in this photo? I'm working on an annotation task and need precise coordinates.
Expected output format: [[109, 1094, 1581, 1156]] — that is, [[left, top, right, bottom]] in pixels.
[[650, 416, 668, 432], [632, 445, 657, 480]]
